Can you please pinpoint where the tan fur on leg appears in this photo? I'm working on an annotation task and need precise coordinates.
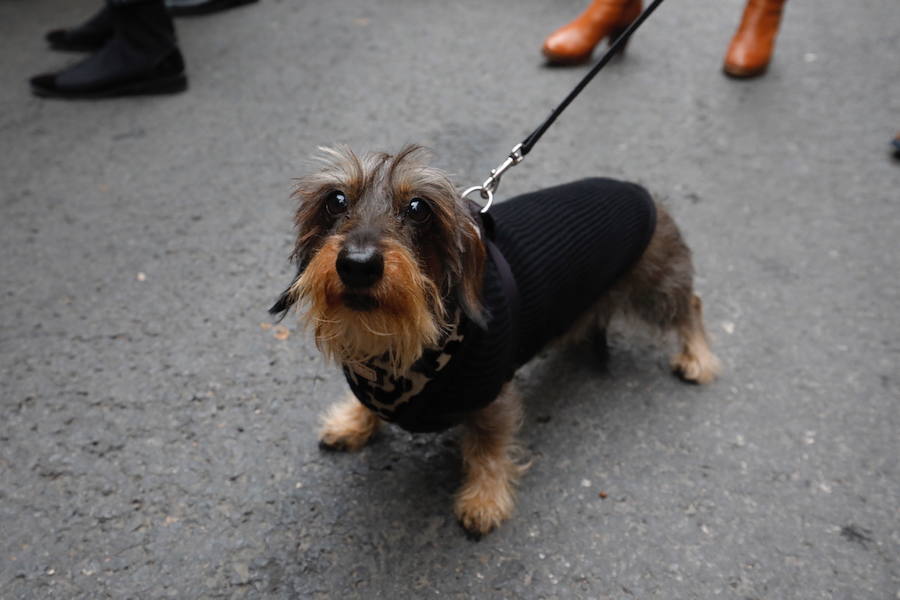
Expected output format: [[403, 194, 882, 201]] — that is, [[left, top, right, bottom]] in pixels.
[[454, 385, 529, 535], [319, 393, 381, 451], [671, 294, 721, 384]]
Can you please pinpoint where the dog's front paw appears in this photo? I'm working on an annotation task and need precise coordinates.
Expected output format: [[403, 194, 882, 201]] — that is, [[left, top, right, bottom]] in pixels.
[[671, 348, 721, 385], [454, 474, 516, 537], [318, 430, 367, 452], [318, 395, 380, 452]]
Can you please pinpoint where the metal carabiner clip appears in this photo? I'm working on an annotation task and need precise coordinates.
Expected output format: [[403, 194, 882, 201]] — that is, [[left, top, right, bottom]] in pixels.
[[460, 143, 524, 213]]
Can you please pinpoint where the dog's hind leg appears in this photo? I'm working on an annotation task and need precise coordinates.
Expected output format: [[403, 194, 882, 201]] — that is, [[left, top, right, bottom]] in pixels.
[[319, 392, 381, 451], [612, 202, 720, 384], [561, 295, 616, 363], [454, 384, 529, 537], [670, 293, 720, 384]]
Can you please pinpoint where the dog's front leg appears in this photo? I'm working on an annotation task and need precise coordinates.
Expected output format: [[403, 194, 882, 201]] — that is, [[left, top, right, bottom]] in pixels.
[[454, 384, 527, 536], [319, 392, 381, 451]]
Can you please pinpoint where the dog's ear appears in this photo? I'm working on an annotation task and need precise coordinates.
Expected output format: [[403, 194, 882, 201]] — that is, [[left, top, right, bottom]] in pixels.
[[269, 265, 305, 321], [269, 286, 295, 321], [456, 218, 487, 329]]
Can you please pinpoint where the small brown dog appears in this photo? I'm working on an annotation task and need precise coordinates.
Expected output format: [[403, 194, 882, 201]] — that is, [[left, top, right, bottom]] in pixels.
[[272, 145, 720, 536]]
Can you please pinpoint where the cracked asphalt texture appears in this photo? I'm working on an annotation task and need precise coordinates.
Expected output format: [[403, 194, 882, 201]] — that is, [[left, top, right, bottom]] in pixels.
[[2, 0, 899, 598]]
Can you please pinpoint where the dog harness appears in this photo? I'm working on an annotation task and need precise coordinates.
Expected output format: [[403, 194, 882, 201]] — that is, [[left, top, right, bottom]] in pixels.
[[342, 178, 657, 433]]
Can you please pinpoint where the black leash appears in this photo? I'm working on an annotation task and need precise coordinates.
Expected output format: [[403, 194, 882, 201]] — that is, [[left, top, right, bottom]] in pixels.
[[461, 0, 667, 211]]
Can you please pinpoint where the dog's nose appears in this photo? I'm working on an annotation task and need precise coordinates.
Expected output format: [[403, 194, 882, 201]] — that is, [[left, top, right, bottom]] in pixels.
[[336, 245, 384, 289]]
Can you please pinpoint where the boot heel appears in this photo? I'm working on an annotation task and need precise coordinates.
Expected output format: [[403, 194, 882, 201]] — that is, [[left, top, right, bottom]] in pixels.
[[608, 26, 630, 54], [608, 0, 641, 55]]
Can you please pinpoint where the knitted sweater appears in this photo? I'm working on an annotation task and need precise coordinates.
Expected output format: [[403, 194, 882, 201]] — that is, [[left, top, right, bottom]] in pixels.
[[343, 177, 657, 432]]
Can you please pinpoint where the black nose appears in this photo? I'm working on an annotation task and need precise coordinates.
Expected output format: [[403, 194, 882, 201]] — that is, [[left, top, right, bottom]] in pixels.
[[336, 245, 384, 289]]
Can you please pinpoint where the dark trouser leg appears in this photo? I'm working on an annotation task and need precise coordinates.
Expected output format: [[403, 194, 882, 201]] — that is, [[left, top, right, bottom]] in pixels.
[[107, 0, 178, 58], [31, 0, 187, 99]]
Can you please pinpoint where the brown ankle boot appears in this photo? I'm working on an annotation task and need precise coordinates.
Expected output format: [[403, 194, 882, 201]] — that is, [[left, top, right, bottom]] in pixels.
[[542, 0, 643, 65], [723, 0, 788, 78]]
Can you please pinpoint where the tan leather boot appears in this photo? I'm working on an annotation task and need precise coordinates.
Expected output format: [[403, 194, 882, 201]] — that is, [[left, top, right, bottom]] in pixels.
[[723, 0, 788, 78], [542, 0, 643, 65]]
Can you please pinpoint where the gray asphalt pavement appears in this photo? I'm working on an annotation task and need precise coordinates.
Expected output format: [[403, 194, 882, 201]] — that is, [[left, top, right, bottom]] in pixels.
[[2, 0, 899, 598]]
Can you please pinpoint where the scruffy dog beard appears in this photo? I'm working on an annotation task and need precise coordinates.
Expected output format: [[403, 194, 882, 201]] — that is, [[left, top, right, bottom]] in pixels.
[[287, 234, 446, 373]]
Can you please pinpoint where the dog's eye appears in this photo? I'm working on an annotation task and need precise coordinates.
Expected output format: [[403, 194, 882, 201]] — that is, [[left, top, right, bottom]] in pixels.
[[324, 191, 348, 216], [404, 198, 432, 224]]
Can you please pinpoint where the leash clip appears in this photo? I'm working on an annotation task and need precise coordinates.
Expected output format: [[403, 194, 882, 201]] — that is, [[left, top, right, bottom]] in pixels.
[[460, 143, 524, 213], [483, 143, 524, 197]]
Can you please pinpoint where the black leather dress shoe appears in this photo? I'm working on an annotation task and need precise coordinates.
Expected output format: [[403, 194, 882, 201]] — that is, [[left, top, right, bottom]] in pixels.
[[35, 0, 186, 100], [166, 0, 258, 16], [30, 43, 187, 99]]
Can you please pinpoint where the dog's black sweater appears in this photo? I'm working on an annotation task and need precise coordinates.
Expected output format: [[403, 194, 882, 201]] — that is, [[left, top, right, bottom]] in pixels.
[[343, 178, 657, 432]]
